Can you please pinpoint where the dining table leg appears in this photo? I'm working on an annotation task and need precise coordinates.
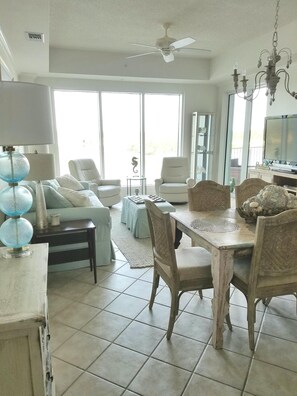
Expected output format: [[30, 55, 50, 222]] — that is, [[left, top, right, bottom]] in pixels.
[[211, 247, 234, 349]]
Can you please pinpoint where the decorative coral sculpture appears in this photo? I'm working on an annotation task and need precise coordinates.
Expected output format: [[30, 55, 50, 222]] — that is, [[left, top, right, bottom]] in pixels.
[[238, 185, 297, 222]]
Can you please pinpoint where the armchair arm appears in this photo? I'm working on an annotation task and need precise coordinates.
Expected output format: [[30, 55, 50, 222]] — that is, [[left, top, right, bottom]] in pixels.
[[100, 179, 121, 186], [186, 178, 195, 188], [154, 178, 164, 195], [88, 182, 99, 195]]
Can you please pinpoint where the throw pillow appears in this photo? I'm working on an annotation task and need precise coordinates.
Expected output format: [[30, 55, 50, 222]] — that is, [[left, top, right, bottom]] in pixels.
[[43, 185, 73, 209], [57, 187, 101, 207], [42, 179, 60, 190], [56, 174, 84, 191]]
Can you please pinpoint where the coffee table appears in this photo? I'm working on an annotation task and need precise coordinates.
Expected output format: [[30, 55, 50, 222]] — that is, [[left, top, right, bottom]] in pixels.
[[121, 195, 176, 238]]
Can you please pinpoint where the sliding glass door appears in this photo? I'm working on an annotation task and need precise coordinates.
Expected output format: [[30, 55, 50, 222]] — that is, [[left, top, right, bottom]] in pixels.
[[101, 92, 141, 180], [225, 88, 267, 185], [144, 94, 180, 184], [54, 90, 182, 185], [54, 91, 100, 175]]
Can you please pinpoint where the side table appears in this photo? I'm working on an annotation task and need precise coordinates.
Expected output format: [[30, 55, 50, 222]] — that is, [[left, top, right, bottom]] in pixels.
[[126, 176, 147, 195], [31, 219, 97, 283]]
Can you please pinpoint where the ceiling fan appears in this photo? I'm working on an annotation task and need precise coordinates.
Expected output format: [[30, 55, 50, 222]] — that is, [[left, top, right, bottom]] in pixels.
[[127, 23, 210, 63]]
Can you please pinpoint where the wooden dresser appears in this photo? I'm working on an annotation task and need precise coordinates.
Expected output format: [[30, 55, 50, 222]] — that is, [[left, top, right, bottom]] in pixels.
[[0, 243, 54, 396], [249, 168, 297, 194]]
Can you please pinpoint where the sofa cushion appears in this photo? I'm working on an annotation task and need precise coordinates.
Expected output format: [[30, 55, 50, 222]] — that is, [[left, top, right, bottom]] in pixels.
[[58, 187, 102, 207], [43, 185, 73, 208], [56, 174, 85, 191]]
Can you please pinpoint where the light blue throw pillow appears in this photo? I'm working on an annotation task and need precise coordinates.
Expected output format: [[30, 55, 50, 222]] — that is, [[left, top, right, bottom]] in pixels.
[[43, 185, 73, 209]]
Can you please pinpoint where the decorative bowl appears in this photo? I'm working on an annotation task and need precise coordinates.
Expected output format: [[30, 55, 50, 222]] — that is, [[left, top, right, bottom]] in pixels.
[[236, 207, 258, 223], [236, 207, 288, 224]]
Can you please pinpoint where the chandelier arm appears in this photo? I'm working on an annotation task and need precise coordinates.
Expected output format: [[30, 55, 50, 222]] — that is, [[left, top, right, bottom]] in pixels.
[[231, 0, 294, 105], [276, 69, 296, 98]]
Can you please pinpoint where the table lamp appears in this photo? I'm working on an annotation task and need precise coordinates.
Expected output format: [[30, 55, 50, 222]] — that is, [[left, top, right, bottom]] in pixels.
[[0, 81, 54, 258], [24, 153, 55, 230]]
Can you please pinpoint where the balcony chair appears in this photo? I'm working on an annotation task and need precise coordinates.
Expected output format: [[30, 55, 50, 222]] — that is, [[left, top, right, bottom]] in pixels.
[[69, 158, 121, 207], [235, 177, 271, 208], [155, 157, 195, 203], [231, 209, 297, 350], [145, 199, 232, 340], [188, 180, 231, 211]]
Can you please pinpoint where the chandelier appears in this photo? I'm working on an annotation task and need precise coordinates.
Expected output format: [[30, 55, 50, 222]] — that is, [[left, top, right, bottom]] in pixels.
[[232, 0, 297, 105]]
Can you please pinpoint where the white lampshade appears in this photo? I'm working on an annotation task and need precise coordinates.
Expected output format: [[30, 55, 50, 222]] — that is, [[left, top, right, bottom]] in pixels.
[[0, 81, 54, 146], [24, 153, 55, 181]]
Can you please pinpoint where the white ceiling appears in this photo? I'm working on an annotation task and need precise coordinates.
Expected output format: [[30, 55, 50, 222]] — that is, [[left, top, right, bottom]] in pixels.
[[1, 0, 297, 78]]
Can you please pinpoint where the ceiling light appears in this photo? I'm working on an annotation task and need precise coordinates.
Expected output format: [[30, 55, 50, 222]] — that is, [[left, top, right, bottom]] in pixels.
[[232, 0, 297, 105]]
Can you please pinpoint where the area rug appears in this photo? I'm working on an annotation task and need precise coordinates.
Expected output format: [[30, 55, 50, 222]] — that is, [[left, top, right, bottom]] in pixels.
[[110, 202, 191, 268]]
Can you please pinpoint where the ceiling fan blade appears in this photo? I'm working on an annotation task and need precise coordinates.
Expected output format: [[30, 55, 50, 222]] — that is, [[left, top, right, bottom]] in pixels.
[[162, 51, 174, 63], [131, 43, 156, 49], [126, 51, 158, 59], [181, 47, 211, 53], [171, 37, 195, 49]]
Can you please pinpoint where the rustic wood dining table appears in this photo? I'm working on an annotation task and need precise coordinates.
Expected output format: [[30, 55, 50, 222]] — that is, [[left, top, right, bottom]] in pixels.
[[170, 208, 256, 349]]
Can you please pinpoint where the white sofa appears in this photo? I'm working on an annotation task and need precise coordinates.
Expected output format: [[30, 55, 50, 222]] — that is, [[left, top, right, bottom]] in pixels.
[[0, 176, 115, 268]]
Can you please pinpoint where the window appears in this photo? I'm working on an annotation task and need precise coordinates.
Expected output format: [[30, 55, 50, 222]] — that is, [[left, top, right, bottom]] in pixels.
[[54, 90, 182, 184]]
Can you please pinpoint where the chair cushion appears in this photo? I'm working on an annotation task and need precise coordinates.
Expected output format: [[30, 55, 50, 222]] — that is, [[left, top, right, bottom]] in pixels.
[[233, 257, 297, 287], [56, 174, 85, 191], [159, 183, 188, 194], [176, 247, 212, 281], [98, 185, 121, 198]]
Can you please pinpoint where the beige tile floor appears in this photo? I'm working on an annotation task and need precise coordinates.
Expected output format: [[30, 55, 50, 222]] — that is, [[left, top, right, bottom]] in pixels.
[[49, 244, 297, 396]]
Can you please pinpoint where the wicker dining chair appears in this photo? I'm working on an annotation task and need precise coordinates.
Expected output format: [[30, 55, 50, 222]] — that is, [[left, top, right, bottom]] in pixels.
[[145, 199, 232, 339], [188, 180, 231, 212], [231, 209, 297, 350], [235, 178, 270, 208]]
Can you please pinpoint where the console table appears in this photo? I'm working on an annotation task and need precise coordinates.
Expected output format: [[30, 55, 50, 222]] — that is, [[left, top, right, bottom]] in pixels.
[[249, 168, 297, 194], [0, 243, 54, 395], [31, 219, 97, 283]]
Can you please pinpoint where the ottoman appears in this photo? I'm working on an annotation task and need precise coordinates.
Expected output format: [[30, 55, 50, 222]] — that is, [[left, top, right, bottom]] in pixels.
[[121, 195, 176, 238]]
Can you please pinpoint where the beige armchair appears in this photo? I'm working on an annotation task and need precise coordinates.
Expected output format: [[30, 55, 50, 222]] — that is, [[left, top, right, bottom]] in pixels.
[[69, 158, 121, 207], [155, 157, 195, 203]]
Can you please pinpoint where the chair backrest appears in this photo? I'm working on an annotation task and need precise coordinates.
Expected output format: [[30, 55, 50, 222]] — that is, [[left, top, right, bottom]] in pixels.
[[69, 159, 101, 183], [250, 209, 297, 291], [235, 178, 270, 208], [161, 157, 190, 183], [145, 200, 179, 283], [188, 180, 231, 211]]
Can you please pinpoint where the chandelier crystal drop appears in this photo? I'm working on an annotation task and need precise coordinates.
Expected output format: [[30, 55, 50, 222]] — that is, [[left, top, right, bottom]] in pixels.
[[232, 0, 297, 105]]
